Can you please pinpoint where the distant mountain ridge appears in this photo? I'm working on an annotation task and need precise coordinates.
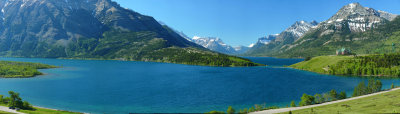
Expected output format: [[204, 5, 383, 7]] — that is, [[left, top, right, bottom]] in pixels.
[[157, 21, 249, 55], [245, 20, 319, 56], [257, 34, 278, 45], [189, 36, 250, 55]]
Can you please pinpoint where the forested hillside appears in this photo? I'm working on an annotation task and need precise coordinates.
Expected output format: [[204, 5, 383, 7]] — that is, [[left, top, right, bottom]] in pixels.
[[246, 3, 399, 58], [278, 16, 400, 58], [0, 0, 261, 66]]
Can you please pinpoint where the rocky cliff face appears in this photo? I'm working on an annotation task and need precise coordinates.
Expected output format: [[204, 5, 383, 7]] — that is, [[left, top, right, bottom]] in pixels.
[[0, 0, 198, 57], [275, 20, 318, 43], [257, 34, 278, 45], [320, 2, 397, 33]]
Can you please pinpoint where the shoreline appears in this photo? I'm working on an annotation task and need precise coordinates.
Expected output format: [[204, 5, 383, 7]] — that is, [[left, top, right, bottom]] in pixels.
[[288, 66, 398, 77], [32, 105, 86, 114], [0, 56, 266, 67]]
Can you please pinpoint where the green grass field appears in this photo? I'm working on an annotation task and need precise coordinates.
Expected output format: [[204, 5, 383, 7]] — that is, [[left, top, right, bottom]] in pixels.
[[289, 56, 353, 74], [280, 88, 400, 114], [18, 107, 81, 114], [0, 110, 13, 114]]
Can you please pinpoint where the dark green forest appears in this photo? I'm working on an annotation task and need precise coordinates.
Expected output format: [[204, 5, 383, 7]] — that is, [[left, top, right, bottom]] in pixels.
[[328, 54, 400, 76]]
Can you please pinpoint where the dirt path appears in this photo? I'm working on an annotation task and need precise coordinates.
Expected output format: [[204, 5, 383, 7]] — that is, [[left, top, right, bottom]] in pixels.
[[251, 87, 400, 114], [0, 106, 25, 114]]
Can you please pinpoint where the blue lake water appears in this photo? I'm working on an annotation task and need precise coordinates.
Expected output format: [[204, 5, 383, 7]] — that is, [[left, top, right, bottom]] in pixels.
[[0, 57, 398, 113]]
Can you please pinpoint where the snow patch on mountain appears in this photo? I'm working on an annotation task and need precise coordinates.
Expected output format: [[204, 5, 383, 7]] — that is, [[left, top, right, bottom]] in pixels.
[[285, 20, 318, 38], [257, 34, 278, 45], [322, 2, 397, 33]]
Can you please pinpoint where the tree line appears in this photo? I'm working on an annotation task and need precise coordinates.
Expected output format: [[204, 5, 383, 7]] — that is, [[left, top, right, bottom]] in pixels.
[[352, 79, 382, 97], [328, 53, 400, 76], [205, 79, 385, 114], [294, 89, 347, 107]]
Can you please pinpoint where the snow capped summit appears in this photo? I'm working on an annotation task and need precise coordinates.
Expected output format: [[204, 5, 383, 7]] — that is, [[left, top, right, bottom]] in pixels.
[[271, 20, 319, 43], [190, 36, 238, 54], [284, 20, 318, 38], [249, 43, 255, 48], [323, 2, 397, 32], [246, 20, 319, 55], [192, 36, 201, 40], [233, 45, 250, 54]]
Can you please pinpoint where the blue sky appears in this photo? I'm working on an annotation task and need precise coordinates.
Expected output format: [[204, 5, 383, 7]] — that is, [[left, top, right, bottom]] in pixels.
[[113, 0, 400, 47]]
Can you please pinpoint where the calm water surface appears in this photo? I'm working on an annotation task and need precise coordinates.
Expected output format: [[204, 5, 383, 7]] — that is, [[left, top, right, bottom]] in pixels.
[[0, 57, 398, 113]]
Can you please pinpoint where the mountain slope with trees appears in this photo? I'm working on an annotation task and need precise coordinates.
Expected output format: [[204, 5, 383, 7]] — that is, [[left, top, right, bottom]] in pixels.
[[0, 0, 261, 66], [246, 3, 399, 58]]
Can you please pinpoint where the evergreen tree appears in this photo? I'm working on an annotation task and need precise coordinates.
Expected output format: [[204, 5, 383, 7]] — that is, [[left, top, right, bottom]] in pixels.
[[299, 93, 315, 106], [322, 93, 330, 102], [314, 94, 323, 104], [329, 89, 338, 100], [290, 100, 296, 107], [376, 80, 382, 92], [367, 79, 377, 94], [8, 91, 23, 108], [353, 81, 367, 97], [227, 106, 235, 114], [338, 91, 347, 100]]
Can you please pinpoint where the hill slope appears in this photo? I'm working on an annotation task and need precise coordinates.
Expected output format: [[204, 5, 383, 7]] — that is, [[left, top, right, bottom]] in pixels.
[[248, 3, 399, 58], [0, 0, 261, 66]]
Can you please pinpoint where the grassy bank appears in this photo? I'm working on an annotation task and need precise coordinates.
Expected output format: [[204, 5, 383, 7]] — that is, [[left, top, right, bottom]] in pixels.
[[289, 56, 353, 74], [280, 88, 400, 114], [0, 61, 57, 78], [18, 106, 81, 114], [0, 103, 81, 114]]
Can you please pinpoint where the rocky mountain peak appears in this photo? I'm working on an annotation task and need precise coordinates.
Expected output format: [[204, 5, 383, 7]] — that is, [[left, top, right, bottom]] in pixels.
[[285, 20, 318, 38], [323, 2, 397, 32], [190, 36, 238, 54], [257, 34, 278, 45]]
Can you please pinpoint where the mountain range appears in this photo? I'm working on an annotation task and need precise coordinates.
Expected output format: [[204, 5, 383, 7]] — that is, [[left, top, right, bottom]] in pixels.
[[245, 20, 319, 56], [187, 36, 250, 55], [158, 22, 250, 55], [0, 0, 260, 66], [245, 3, 399, 58], [0, 0, 398, 63]]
